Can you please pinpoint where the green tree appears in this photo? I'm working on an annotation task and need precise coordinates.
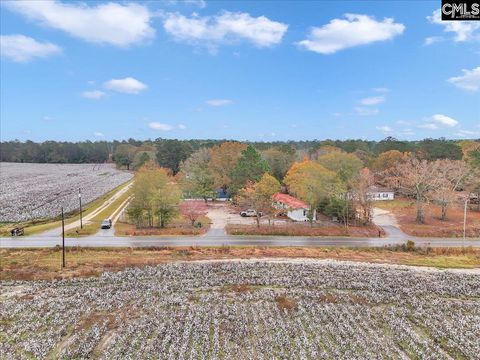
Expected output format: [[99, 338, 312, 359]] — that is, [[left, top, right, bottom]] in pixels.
[[180, 148, 216, 201], [262, 147, 295, 181], [230, 145, 270, 195], [316, 152, 363, 183], [113, 144, 136, 170]]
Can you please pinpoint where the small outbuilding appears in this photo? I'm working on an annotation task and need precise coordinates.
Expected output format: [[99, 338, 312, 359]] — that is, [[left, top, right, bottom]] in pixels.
[[367, 186, 395, 201], [272, 193, 314, 221]]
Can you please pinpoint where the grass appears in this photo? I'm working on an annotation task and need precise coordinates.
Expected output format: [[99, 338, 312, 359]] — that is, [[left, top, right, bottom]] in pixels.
[[64, 184, 132, 237], [114, 216, 211, 237], [375, 198, 480, 238], [1, 245, 478, 281], [0, 180, 133, 237], [226, 224, 385, 237]]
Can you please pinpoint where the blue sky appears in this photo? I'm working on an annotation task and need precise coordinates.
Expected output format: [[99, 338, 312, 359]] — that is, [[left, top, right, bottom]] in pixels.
[[1, 0, 479, 142]]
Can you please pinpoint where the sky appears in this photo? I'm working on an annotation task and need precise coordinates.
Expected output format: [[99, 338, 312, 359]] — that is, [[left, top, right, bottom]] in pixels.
[[0, 0, 479, 142]]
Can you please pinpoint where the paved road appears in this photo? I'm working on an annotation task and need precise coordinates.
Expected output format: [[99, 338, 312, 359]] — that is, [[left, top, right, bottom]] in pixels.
[[1, 229, 479, 248]]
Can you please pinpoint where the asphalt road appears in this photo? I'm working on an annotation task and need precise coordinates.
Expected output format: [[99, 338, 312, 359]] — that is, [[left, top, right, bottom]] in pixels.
[[1, 225, 479, 248]]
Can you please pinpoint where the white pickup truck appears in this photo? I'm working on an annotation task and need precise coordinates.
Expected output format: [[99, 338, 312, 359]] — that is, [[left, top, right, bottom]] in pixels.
[[240, 209, 262, 217]]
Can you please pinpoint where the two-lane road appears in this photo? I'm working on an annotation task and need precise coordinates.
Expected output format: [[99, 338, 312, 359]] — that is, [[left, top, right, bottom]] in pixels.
[[1, 232, 479, 248]]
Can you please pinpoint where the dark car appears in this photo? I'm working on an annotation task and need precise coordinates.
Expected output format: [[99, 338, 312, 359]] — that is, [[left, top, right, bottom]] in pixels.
[[101, 219, 112, 229]]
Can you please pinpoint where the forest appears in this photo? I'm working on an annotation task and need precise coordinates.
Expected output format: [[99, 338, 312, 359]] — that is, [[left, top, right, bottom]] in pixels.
[[0, 137, 473, 172]]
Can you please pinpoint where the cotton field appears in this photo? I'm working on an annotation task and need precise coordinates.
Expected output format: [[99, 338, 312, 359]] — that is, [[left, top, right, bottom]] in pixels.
[[1, 260, 479, 359], [0, 163, 133, 222]]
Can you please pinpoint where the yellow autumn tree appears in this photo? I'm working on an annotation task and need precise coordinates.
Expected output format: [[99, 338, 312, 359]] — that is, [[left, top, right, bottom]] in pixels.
[[208, 142, 247, 190]]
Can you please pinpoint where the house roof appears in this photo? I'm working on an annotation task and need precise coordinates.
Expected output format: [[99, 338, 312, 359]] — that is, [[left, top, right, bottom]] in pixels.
[[368, 185, 394, 193], [272, 193, 309, 209]]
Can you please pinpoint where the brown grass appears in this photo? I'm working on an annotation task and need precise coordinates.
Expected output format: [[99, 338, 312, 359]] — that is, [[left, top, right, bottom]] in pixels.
[[1, 246, 479, 281], [275, 295, 298, 312], [114, 216, 210, 236], [226, 224, 385, 237], [376, 198, 480, 238]]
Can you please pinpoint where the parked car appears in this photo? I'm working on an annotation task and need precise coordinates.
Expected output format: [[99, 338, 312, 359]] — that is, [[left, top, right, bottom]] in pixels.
[[240, 209, 262, 217], [101, 219, 112, 229]]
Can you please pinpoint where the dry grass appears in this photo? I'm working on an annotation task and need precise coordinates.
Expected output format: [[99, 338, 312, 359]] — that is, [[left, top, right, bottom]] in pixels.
[[1, 246, 479, 281], [226, 224, 385, 237], [275, 295, 298, 312], [376, 198, 480, 237], [114, 216, 210, 236]]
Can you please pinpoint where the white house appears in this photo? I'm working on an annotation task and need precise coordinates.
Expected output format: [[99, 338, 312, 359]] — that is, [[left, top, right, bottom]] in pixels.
[[272, 193, 314, 221], [367, 186, 394, 201]]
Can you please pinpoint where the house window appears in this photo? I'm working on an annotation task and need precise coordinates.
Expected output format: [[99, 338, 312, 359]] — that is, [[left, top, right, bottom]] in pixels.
[[303, 210, 307, 216], [383, 193, 389, 198]]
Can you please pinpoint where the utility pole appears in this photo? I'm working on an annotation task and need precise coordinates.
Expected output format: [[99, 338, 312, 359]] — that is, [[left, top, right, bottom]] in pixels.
[[79, 188, 83, 229], [463, 198, 469, 248], [61, 206, 65, 268]]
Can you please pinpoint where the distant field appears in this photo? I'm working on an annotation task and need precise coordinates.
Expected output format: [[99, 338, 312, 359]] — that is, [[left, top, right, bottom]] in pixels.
[[1, 260, 478, 359], [0, 163, 133, 222]]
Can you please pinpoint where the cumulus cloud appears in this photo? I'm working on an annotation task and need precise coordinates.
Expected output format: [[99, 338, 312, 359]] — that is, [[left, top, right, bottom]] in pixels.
[[149, 122, 173, 131], [0, 34, 61, 62], [355, 107, 379, 116], [419, 114, 459, 129], [428, 9, 480, 42], [5, 1, 154, 47], [359, 96, 385, 106], [430, 114, 459, 127], [104, 77, 147, 94], [82, 90, 106, 99], [206, 99, 233, 106], [423, 36, 443, 46], [93, 131, 104, 137], [376, 125, 393, 133], [178, 124, 187, 129], [297, 14, 405, 54], [163, 11, 288, 51], [448, 67, 480, 92]]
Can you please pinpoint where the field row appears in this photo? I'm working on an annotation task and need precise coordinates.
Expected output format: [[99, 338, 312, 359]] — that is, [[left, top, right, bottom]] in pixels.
[[1, 260, 479, 359]]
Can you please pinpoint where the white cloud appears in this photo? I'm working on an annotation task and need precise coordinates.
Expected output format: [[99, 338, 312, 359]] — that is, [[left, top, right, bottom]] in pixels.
[[184, 0, 206, 8], [42, 116, 54, 121], [82, 90, 106, 99], [163, 11, 288, 50], [0, 34, 61, 62], [373, 87, 389, 93], [359, 96, 385, 106], [149, 122, 173, 131], [355, 107, 379, 116], [297, 14, 405, 54], [430, 114, 459, 127], [93, 131, 104, 137], [396, 120, 411, 125], [178, 124, 186, 129], [423, 36, 443, 46], [418, 123, 438, 130], [428, 9, 480, 42], [206, 99, 233, 106], [104, 77, 147, 94], [5, 1, 154, 47], [376, 125, 393, 133], [455, 129, 476, 137], [448, 67, 480, 92]]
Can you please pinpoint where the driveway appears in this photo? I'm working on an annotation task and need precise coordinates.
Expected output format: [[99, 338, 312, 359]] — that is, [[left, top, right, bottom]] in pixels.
[[373, 207, 408, 239]]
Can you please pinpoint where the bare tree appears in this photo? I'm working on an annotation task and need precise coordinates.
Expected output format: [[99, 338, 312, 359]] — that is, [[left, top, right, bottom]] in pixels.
[[351, 168, 374, 225], [384, 158, 442, 224], [431, 159, 474, 220]]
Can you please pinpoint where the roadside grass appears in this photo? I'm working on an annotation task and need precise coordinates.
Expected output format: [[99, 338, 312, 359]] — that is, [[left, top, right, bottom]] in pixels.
[[65, 185, 132, 237], [114, 215, 211, 237], [226, 224, 385, 237], [0, 180, 133, 237], [375, 198, 480, 238], [1, 246, 478, 281]]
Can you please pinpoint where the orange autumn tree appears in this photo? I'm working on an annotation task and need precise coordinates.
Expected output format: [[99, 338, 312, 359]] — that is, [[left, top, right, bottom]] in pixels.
[[208, 142, 247, 191], [284, 160, 343, 224]]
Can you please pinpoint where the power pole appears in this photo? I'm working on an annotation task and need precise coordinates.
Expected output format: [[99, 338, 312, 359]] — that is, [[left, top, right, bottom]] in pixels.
[[61, 206, 65, 268], [79, 188, 83, 229]]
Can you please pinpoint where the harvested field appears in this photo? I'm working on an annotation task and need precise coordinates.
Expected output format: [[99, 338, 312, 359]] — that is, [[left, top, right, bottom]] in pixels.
[[1, 259, 479, 359], [0, 163, 132, 222]]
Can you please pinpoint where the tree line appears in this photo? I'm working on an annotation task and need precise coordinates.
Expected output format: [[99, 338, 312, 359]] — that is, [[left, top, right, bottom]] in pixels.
[[1, 137, 473, 170]]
